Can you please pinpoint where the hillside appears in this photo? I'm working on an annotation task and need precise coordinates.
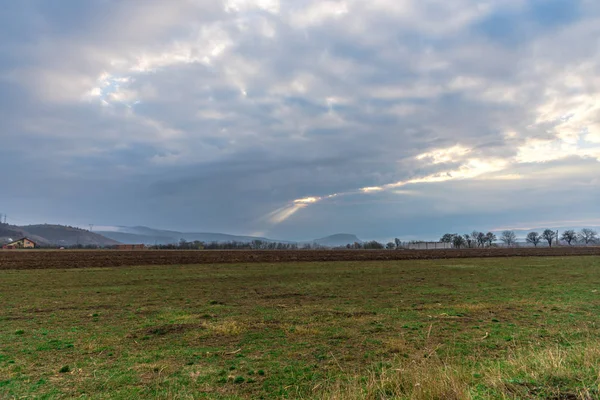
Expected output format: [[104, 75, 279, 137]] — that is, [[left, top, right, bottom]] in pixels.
[[97, 226, 364, 247], [97, 226, 289, 245], [313, 234, 363, 247], [94, 232, 174, 245], [2, 222, 365, 248], [12, 225, 119, 247], [0, 224, 50, 245]]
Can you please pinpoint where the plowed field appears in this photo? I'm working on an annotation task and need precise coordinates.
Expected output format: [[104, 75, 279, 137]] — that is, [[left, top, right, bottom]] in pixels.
[[1, 247, 599, 269]]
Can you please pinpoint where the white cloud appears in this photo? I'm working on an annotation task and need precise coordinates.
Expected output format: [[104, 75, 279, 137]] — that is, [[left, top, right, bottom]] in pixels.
[[587, 128, 600, 143], [416, 145, 471, 165], [289, 1, 349, 27], [224, 0, 280, 14], [361, 186, 384, 193]]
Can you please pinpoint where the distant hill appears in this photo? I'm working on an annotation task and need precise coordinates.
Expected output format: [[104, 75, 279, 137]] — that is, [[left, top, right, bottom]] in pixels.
[[94, 232, 174, 245], [0, 224, 50, 245], [97, 226, 362, 247], [2, 222, 364, 248], [97, 226, 289, 245], [313, 234, 362, 247], [0, 224, 120, 247]]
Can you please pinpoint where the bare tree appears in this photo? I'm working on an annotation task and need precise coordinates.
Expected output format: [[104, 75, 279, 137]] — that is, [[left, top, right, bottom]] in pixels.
[[560, 230, 577, 246], [473, 231, 486, 247], [542, 229, 557, 247], [440, 234, 455, 243], [526, 232, 541, 247], [500, 230, 517, 247], [364, 240, 384, 249], [453, 235, 466, 249], [463, 234, 474, 248], [485, 232, 497, 247], [386, 242, 396, 250], [578, 229, 598, 245], [394, 238, 401, 249]]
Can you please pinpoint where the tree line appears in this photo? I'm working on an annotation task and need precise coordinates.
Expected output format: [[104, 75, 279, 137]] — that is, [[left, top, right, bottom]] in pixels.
[[153, 239, 301, 250], [154, 239, 395, 250], [440, 228, 598, 248], [440, 232, 497, 249], [523, 228, 598, 247]]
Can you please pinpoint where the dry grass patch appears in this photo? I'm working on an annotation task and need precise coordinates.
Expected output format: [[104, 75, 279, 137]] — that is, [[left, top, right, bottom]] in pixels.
[[380, 337, 409, 355], [452, 302, 495, 313], [203, 320, 247, 336], [318, 356, 470, 400], [286, 325, 321, 336], [485, 341, 600, 399], [318, 341, 600, 399]]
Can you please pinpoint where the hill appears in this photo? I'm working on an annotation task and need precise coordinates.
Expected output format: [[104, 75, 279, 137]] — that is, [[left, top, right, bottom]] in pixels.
[[0, 224, 120, 247], [0, 224, 50, 245], [313, 233, 362, 247], [97, 226, 290, 245], [3, 222, 364, 248]]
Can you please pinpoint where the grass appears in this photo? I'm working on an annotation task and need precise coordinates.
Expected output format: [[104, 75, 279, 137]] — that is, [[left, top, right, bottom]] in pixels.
[[1, 256, 600, 399]]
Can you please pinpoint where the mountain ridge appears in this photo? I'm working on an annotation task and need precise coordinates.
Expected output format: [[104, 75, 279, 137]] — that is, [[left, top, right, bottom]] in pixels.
[[97, 226, 362, 247], [1, 222, 363, 248], [0, 224, 120, 246], [97, 226, 287, 245], [312, 233, 363, 247]]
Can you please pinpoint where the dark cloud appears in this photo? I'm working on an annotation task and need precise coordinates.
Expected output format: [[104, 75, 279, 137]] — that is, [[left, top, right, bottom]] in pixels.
[[1, 0, 599, 239]]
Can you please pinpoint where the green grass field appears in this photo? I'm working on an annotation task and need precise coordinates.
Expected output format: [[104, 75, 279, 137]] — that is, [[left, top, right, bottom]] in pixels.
[[1, 256, 600, 399]]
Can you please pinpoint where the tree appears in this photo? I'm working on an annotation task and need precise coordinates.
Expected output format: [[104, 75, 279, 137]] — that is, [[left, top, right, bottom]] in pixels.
[[452, 235, 466, 249], [473, 231, 487, 248], [440, 234, 455, 243], [394, 238, 401, 249], [485, 232, 497, 247], [471, 231, 480, 247], [578, 229, 598, 245], [526, 232, 542, 247], [463, 234, 474, 248], [364, 240, 384, 249], [560, 230, 577, 246], [500, 230, 517, 247], [386, 242, 396, 250], [542, 229, 557, 247]]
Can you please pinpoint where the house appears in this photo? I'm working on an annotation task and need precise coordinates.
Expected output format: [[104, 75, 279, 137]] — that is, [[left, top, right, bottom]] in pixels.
[[2, 237, 37, 249]]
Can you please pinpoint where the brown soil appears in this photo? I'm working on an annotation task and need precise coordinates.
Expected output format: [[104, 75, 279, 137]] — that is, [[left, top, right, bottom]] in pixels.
[[0, 247, 599, 270]]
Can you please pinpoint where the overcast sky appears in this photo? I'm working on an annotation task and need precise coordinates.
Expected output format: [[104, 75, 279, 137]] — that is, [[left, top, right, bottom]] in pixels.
[[1, 0, 599, 241]]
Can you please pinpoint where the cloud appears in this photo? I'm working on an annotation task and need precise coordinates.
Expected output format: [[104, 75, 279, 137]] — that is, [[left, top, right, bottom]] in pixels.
[[1, 0, 599, 239], [225, 0, 281, 14], [289, 1, 349, 27]]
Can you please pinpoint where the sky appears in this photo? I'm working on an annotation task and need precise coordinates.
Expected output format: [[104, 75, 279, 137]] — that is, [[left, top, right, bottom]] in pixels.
[[1, 0, 599, 241]]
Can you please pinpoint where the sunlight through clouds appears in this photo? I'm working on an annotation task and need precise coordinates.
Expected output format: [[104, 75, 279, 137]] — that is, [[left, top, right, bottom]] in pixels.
[[2, 0, 600, 237]]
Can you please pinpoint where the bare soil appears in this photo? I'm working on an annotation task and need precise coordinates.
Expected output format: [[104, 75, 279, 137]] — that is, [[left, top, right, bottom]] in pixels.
[[1, 247, 599, 270]]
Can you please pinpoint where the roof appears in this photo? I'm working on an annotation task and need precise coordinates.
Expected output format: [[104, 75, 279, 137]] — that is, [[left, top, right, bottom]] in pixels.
[[9, 237, 38, 245]]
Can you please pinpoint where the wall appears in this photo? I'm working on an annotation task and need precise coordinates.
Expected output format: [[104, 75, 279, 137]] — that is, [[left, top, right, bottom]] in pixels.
[[405, 242, 453, 250]]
